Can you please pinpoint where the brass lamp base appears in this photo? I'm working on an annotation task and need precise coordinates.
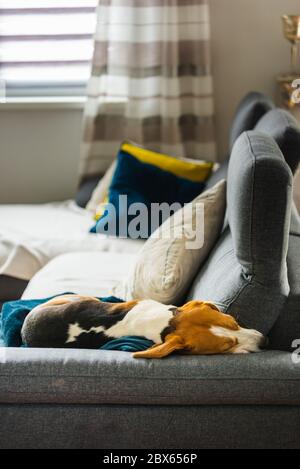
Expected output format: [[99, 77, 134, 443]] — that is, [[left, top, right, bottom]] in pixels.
[[277, 74, 300, 109], [282, 15, 300, 72]]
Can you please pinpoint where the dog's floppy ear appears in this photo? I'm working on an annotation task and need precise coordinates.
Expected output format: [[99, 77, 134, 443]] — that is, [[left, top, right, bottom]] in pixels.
[[179, 300, 220, 312], [133, 335, 184, 359]]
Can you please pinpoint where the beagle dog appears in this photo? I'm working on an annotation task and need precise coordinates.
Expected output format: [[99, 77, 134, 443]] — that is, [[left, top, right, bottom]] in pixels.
[[21, 295, 266, 358]]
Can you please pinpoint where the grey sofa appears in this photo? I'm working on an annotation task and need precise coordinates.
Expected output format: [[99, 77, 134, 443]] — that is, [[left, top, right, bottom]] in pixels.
[[1, 92, 300, 449]]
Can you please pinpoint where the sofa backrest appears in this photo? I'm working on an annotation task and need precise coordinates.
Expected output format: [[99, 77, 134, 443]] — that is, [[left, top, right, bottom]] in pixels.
[[229, 92, 275, 150], [255, 108, 300, 174], [207, 98, 300, 236], [207, 91, 275, 191]]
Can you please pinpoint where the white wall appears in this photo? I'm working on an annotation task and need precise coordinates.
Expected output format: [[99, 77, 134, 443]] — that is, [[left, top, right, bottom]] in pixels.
[[209, 0, 300, 211], [0, 107, 82, 204], [0, 0, 299, 205], [210, 0, 300, 157]]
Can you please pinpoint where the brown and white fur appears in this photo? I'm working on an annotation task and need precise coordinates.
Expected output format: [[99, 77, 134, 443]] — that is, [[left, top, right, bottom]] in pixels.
[[21, 295, 266, 359]]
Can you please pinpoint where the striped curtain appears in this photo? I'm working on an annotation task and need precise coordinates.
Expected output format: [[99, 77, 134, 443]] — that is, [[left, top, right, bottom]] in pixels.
[[80, 0, 216, 177]]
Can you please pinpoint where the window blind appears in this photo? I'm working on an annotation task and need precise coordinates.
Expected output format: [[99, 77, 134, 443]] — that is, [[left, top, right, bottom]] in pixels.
[[0, 0, 97, 97]]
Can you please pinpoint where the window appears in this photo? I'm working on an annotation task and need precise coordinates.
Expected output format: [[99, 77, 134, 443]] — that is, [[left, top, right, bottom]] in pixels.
[[0, 0, 98, 98]]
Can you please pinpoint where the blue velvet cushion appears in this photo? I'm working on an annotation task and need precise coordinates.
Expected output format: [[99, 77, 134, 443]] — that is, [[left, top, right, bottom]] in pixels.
[[91, 150, 205, 238]]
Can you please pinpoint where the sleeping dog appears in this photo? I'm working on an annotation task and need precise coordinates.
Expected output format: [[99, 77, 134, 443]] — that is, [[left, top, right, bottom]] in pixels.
[[21, 295, 266, 358]]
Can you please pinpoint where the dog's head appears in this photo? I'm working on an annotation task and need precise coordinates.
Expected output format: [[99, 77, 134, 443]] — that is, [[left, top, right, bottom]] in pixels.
[[133, 301, 266, 359]]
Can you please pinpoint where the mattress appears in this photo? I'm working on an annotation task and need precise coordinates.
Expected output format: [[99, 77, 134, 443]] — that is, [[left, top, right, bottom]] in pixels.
[[0, 201, 144, 281]]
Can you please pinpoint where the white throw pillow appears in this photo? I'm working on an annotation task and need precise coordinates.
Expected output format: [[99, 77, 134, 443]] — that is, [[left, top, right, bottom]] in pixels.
[[116, 180, 226, 305]]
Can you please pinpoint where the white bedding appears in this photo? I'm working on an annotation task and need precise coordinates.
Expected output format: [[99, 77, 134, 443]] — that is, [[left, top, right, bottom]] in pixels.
[[22, 252, 137, 299], [0, 201, 144, 281]]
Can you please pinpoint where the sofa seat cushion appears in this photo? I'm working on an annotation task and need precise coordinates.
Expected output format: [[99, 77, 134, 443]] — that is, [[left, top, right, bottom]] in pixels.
[[0, 348, 298, 405], [269, 233, 300, 351], [0, 201, 143, 282], [21, 251, 138, 299]]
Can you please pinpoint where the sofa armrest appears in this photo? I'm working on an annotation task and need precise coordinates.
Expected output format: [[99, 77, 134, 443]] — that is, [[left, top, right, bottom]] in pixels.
[[188, 132, 293, 335], [228, 131, 293, 287]]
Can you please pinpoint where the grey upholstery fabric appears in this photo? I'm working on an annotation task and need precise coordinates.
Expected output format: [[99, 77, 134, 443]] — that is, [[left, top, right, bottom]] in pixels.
[[0, 348, 298, 406], [206, 161, 229, 190], [255, 109, 300, 174], [188, 229, 244, 307], [75, 174, 101, 208], [269, 233, 300, 351], [0, 276, 28, 305], [229, 92, 275, 150], [227, 132, 292, 291], [188, 132, 293, 335], [1, 404, 300, 449], [207, 93, 275, 191], [290, 202, 300, 235]]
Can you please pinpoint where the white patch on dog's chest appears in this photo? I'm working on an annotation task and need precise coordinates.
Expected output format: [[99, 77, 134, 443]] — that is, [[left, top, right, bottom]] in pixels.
[[65, 300, 175, 345]]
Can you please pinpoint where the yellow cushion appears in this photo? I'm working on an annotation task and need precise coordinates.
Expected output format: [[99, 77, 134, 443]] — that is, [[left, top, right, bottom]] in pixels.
[[94, 196, 109, 221], [121, 142, 214, 183]]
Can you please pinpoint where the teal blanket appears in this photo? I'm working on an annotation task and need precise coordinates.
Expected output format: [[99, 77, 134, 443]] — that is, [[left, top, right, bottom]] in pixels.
[[0, 294, 154, 352]]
